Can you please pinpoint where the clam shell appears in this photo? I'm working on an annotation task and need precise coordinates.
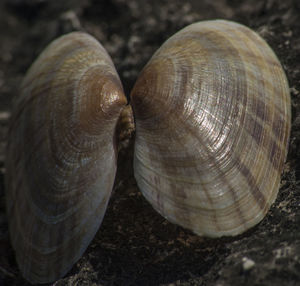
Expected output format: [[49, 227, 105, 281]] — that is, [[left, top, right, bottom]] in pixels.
[[5, 32, 127, 283], [130, 20, 291, 237]]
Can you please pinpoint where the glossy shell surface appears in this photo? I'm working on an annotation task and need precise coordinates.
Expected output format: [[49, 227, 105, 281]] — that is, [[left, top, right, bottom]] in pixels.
[[130, 20, 291, 237], [5, 32, 127, 283]]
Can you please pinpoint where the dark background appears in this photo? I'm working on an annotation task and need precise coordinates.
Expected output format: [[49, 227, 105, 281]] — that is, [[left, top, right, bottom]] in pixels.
[[0, 0, 299, 285]]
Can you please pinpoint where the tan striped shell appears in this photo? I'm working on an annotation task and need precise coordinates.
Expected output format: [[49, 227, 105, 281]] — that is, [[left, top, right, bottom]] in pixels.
[[130, 20, 291, 237], [5, 32, 127, 283]]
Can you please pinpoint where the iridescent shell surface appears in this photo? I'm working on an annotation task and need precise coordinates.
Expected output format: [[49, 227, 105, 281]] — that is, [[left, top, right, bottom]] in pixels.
[[130, 20, 291, 237], [5, 32, 127, 283]]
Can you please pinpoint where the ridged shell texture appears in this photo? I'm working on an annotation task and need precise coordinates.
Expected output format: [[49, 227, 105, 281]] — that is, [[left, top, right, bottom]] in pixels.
[[131, 20, 291, 237], [5, 32, 127, 283]]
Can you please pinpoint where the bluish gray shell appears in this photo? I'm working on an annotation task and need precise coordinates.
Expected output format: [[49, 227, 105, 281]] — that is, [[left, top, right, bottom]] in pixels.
[[5, 32, 127, 283]]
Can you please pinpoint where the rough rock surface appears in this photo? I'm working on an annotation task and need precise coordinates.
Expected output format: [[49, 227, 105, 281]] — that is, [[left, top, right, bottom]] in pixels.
[[0, 0, 299, 285]]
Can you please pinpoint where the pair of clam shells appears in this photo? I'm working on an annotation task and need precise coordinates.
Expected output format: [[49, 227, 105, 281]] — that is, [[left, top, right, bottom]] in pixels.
[[5, 20, 291, 283]]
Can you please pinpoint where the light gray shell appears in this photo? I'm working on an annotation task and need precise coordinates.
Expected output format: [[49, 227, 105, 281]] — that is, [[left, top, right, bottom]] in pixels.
[[5, 32, 127, 283], [130, 20, 291, 237]]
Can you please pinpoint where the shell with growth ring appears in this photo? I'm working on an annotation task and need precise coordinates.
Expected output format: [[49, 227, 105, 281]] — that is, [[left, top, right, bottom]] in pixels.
[[5, 32, 127, 284], [130, 20, 291, 238]]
